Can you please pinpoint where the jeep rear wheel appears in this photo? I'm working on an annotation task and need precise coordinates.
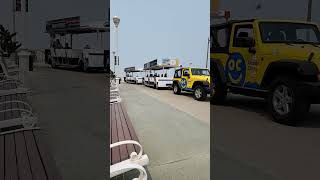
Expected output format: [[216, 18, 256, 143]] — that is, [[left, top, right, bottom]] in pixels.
[[268, 76, 310, 126], [173, 83, 181, 95], [193, 85, 207, 101]]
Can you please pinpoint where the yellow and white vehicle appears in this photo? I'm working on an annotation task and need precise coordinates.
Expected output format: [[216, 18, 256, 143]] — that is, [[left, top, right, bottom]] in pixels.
[[144, 58, 179, 89], [173, 67, 210, 101], [211, 19, 320, 125]]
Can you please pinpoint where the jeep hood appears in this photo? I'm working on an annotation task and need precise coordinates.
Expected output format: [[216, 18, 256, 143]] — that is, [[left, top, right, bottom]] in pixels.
[[261, 44, 320, 67]]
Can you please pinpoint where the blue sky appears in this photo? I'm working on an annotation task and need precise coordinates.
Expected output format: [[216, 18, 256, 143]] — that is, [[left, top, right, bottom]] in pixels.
[[111, 0, 210, 76]]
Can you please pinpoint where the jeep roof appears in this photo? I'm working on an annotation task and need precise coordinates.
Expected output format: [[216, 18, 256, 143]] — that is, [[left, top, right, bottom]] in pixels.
[[211, 19, 319, 28], [176, 67, 209, 70]]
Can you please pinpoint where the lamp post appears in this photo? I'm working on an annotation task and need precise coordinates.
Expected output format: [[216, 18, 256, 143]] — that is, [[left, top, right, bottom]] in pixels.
[[113, 16, 120, 76], [112, 51, 116, 76]]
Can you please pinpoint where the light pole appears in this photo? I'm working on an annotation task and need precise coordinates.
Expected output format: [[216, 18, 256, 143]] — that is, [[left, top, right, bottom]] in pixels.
[[113, 16, 120, 77], [112, 51, 116, 76]]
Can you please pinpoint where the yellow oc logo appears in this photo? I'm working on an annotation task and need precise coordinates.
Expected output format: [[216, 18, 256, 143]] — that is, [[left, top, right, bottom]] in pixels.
[[226, 53, 246, 85]]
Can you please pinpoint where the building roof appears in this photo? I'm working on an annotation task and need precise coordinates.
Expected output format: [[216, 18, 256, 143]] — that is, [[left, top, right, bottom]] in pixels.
[[45, 16, 109, 35]]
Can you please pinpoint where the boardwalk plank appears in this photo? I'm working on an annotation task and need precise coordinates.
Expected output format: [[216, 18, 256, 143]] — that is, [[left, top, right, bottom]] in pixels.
[[34, 130, 62, 180], [24, 131, 47, 180], [5, 133, 19, 180], [0, 135, 4, 180], [14, 132, 33, 180]]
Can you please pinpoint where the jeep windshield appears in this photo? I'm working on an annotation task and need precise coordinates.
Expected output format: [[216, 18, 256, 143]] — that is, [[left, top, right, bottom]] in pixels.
[[259, 22, 320, 45], [191, 68, 209, 76]]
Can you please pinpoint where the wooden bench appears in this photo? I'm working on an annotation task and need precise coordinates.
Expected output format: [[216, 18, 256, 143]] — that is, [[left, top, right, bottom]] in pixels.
[[110, 102, 149, 179], [0, 128, 62, 180], [0, 92, 37, 132]]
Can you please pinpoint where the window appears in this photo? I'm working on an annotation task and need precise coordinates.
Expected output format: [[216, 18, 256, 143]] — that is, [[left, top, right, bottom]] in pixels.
[[211, 25, 230, 53], [183, 69, 189, 76], [191, 68, 210, 76], [296, 28, 318, 43], [233, 24, 254, 47], [174, 69, 182, 78], [259, 22, 320, 44]]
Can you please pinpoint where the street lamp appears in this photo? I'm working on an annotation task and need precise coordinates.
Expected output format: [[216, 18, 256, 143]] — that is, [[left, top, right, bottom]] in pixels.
[[113, 16, 120, 77], [112, 51, 116, 75]]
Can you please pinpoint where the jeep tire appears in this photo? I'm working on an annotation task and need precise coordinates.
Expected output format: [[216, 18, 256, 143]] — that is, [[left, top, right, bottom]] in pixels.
[[268, 76, 310, 126], [173, 83, 181, 95], [211, 74, 227, 105], [193, 85, 207, 101]]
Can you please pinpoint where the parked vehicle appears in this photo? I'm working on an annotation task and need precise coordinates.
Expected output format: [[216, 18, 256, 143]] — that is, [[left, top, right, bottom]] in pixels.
[[172, 67, 210, 101], [144, 58, 178, 89], [211, 19, 320, 125], [124, 67, 144, 84], [45, 16, 109, 72]]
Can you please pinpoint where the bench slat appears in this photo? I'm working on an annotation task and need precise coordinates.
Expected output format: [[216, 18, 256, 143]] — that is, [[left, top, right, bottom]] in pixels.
[[117, 104, 135, 158], [5, 134, 19, 180], [34, 130, 63, 180], [24, 131, 47, 180], [14, 132, 33, 180], [120, 103, 140, 153], [110, 102, 144, 165], [111, 104, 120, 165], [115, 103, 129, 162], [0, 135, 4, 180]]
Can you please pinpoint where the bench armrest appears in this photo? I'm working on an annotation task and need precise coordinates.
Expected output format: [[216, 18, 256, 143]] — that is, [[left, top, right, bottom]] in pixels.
[[110, 163, 147, 180], [0, 88, 31, 96], [0, 100, 34, 115], [110, 140, 143, 161]]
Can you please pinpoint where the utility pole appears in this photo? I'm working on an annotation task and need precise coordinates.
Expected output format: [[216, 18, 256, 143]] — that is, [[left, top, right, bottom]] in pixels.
[[307, 0, 312, 41], [307, 0, 312, 22], [206, 38, 210, 68], [12, 0, 16, 40]]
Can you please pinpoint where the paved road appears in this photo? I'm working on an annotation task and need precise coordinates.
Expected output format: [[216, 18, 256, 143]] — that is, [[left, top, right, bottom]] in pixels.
[[213, 94, 320, 180], [25, 66, 107, 180], [119, 83, 210, 180]]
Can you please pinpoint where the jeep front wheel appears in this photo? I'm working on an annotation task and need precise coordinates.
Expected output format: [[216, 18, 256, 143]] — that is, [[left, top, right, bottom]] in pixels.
[[193, 85, 207, 101], [211, 75, 227, 105], [268, 76, 310, 125], [173, 83, 181, 95]]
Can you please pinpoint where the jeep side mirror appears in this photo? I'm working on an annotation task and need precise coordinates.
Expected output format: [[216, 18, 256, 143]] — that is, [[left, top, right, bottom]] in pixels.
[[183, 72, 190, 77]]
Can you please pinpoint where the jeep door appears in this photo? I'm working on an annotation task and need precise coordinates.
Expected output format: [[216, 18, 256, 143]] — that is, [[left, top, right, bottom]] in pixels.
[[182, 68, 192, 90], [229, 23, 259, 88]]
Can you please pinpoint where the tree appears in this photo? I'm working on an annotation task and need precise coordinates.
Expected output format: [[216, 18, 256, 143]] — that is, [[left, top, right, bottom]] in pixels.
[[0, 25, 21, 57]]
